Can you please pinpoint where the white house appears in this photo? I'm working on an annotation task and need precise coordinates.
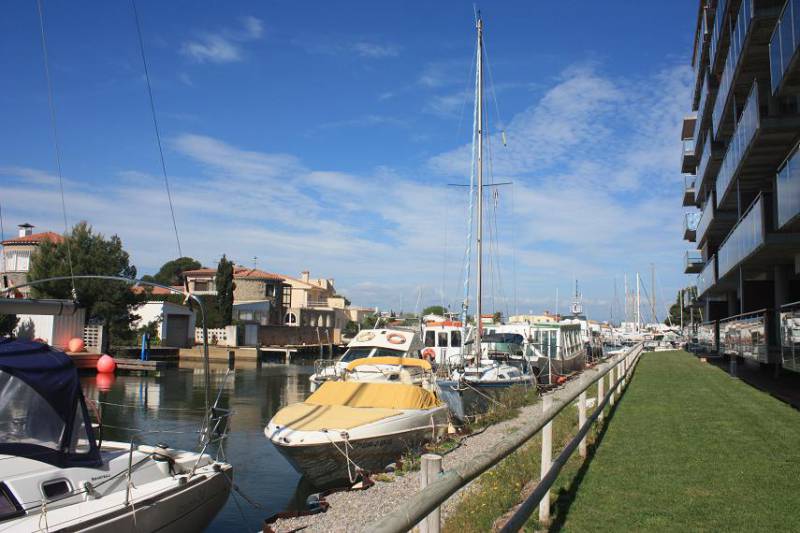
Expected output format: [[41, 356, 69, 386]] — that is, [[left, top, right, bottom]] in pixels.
[[133, 301, 195, 348]]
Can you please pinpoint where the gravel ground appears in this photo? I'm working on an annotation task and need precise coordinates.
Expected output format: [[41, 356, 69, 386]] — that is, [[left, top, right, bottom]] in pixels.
[[270, 400, 546, 533]]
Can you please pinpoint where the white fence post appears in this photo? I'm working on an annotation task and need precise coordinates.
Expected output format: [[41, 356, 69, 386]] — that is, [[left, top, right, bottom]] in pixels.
[[539, 394, 553, 525], [597, 375, 605, 422], [578, 391, 587, 459], [609, 369, 616, 407], [420, 454, 442, 533]]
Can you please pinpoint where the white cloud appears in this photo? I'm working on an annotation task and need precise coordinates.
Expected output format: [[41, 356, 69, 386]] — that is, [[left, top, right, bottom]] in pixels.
[[181, 16, 264, 64], [351, 42, 399, 58]]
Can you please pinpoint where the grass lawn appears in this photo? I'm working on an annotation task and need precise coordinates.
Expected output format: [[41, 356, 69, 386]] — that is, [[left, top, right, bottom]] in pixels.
[[554, 350, 800, 532]]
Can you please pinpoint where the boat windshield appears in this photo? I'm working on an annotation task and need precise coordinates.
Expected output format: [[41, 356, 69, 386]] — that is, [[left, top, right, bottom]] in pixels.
[[0, 370, 65, 450], [340, 347, 405, 362]]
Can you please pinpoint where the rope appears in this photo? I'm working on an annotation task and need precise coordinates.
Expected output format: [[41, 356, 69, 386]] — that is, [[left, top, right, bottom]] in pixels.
[[130, 0, 183, 258], [35, 0, 76, 299], [322, 429, 364, 485]]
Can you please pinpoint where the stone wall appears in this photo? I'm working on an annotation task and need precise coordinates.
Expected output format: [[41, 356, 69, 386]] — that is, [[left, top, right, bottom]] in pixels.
[[258, 325, 339, 346]]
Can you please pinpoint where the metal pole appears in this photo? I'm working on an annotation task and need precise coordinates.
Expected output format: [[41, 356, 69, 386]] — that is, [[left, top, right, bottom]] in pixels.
[[539, 394, 552, 525], [420, 454, 443, 533], [578, 391, 587, 459], [636, 272, 641, 332]]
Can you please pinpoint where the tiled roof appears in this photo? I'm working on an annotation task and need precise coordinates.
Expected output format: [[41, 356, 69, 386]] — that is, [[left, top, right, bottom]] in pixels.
[[233, 267, 283, 281], [183, 266, 283, 281], [131, 285, 180, 296], [1, 231, 64, 246]]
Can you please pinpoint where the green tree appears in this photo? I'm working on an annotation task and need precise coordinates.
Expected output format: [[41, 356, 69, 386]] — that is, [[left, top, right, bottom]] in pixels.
[[423, 305, 447, 316], [28, 222, 144, 344], [215, 255, 235, 326], [493, 311, 502, 323], [0, 314, 18, 337], [342, 320, 359, 338], [149, 257, 201, 286], [360, 314, 380, 330]]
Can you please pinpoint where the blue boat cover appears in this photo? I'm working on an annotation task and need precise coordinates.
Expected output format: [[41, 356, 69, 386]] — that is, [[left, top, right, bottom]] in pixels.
[[0, 338, 101, 467]]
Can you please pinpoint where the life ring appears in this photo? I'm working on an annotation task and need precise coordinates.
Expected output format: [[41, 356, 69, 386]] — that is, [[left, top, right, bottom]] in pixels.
[[422, 348, 436, 361], [356, 331, 376, 342], [386, 332, 406, 345]]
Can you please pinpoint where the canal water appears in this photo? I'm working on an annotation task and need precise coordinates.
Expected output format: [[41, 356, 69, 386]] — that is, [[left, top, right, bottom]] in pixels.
[[80, 362, 316, 532]]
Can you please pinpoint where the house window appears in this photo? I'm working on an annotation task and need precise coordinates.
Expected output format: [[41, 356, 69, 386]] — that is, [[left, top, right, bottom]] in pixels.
[[265, 284, 275, 297], [194, 280, 209, 291], [282, 285, 292, 308], [4, 251, 30, 272], [285, 312, 297, 325]]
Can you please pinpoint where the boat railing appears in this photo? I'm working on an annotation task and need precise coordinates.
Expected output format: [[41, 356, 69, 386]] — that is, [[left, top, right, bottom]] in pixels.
[[314, 358, 340, 377], [367, 343, 645, 533]]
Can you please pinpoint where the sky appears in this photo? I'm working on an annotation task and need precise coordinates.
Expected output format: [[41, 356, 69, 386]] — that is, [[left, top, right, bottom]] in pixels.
[[0, 0, 699, 322]]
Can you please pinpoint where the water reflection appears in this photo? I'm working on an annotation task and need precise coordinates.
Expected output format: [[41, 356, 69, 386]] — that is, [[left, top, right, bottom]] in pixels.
[[80, 363, 315, 532]]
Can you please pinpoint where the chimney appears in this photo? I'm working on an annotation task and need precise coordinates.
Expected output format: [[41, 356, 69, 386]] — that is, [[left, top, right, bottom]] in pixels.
[[18, 223, 34, 238], [301, 270, 310, 282]]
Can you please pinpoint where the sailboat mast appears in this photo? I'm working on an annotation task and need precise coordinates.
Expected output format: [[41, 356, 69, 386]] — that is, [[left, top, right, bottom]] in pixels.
[[636, 272, 641, 332], [474, 15, 484, 358]]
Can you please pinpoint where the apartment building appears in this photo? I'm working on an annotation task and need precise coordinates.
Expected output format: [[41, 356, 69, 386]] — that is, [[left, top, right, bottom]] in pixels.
[[1, 223, 63, 296], [682, 0, 800, 373]]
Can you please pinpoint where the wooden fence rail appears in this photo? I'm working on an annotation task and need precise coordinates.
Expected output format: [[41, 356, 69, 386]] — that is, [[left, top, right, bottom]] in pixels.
[[366, 343, 644, 533]]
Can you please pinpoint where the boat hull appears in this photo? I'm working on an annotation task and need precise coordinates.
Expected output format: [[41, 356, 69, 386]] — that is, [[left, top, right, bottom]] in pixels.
[[270, 423, 446, 489]]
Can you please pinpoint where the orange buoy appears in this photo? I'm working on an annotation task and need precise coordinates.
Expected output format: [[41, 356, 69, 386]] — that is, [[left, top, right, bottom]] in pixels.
[[68, 337, 85, 353], [422, 348, 436, 361], [97, 354, 117, 374], [556, 375, 567, 385]]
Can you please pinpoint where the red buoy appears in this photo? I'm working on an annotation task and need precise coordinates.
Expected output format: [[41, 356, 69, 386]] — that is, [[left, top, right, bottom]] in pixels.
[[95, 371, 116, 392], [97, 354, 117, 374]]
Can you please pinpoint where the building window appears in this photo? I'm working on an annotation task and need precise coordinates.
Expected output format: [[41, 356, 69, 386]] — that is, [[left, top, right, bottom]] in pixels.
[[282, 284, 292, 308], [4, 251, 31, 272], [194, 280, 209, 291], [285, 312, 297, 325], [265, 284, 275, 297]]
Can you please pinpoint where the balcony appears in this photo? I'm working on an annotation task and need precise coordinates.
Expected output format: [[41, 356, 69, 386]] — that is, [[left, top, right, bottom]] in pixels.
[[696, 130, 722, 198], [717, 194, 765, 279], [710, 0, 732, 70], [770, 0, 800, 95], [697, 254, 717, 297], [684, 211, 700, 242], [693, 69, 717, 154], [681, 138, 697, 174], [683, 175, 697, 207], [698, 320, 718, 353], [719, 309, 769, 363], [711, 0, 757, 140], [715, 81, 760, 208], [776, 142, 800, 229], [685, 251, 704, 274], [692, 3, 713, 108], [696, 196, 714, 244]]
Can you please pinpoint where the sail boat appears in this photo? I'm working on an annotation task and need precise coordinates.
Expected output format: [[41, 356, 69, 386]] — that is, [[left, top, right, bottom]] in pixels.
[[435, 14, 536, 421]]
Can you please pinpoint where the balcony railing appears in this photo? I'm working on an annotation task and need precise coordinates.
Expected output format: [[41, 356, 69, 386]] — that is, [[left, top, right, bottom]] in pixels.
[[717, 194, 765, 279], [780, 300, 800, 373], [697, 254, 717, 297], [697, 320, 718, 352], [696, 129, 713, 185], [719, 309, 769, 363], [777, 143, 800, 228], [697, 196, 714, 244], [684, 211, 700, 242], [712, 0, 755, 139], [715, 81, 760, 206], [694, 69, 711, 148], [681, 137, 697, 173], [685, 250, 704, 273], [710, 0, 730, 67], [770, 0, 800, 94]]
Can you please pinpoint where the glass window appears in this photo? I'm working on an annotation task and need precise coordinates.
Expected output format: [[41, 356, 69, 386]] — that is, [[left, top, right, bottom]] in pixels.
[[373, 348, 404, 358], [437, 332, 448, 347], [451, 331, 462, 347], [424, 331, 435, 347], [70, 402, 91, 454], [0, 370, 65, 450], [4, 252, 16, 271], [340, 347, 374, 362]]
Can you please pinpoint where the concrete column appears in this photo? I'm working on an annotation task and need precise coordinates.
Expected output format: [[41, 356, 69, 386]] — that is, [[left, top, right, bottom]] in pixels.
[[774, 265, 790, 365]]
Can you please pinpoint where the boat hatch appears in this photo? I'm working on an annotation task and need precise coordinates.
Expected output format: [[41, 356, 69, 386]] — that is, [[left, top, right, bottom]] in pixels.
[[41, 479, 71, 500]]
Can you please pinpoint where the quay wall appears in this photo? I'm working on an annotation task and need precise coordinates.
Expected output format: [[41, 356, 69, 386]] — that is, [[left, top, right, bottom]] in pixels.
[[258, 325, 338, 346]]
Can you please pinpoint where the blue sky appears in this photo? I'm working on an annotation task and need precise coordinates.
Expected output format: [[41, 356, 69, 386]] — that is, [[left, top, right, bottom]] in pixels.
[[1, 1, 698, 321]]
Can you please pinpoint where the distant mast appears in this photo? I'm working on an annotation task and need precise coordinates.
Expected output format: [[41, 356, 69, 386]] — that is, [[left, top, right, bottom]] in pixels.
[[474, 14, 485, 360]]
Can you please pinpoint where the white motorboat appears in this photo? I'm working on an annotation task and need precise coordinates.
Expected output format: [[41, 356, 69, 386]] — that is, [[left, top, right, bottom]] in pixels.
[[309, 327, 424, 389], [266, 357, 448, 488], [0, 338, 232, 532]]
